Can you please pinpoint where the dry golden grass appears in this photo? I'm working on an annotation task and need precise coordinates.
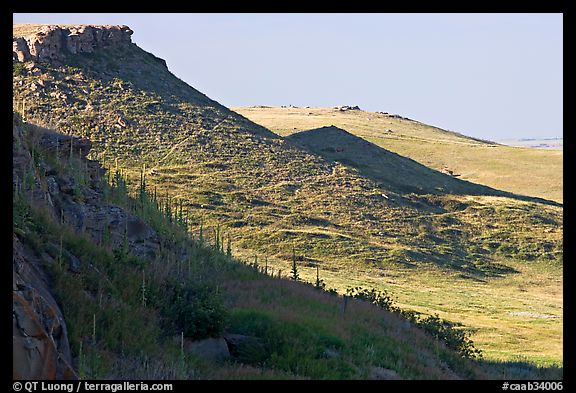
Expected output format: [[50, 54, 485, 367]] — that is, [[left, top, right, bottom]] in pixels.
[[13, 24, 121, 38]]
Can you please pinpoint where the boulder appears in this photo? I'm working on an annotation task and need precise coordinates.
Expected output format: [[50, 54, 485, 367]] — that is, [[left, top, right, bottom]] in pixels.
[[185, 337, 230, 362], [126, 217, 160, 259], [369, 366, 401, 380], [223, 333, 268, 362]]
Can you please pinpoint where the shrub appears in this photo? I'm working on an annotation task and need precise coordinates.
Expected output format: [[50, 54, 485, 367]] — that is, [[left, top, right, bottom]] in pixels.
[[343, 286, 481, 359], [162, 281, 228, 340], [345, 286, 395, 311], [417, 314, 482, 359]]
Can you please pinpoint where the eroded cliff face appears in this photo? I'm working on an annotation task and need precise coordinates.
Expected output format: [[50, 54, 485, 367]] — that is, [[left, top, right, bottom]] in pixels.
[[13, 115, 161, 379], [13, 235, 77, 380], [13, 25, 133, 63]]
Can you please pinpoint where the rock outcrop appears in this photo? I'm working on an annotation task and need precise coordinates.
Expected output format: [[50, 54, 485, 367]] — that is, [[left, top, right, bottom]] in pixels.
[[13, 114, 162, 378], [335, 105, 361, 112], [13, 235, 77, 380], [13, 122, 161, 261], [13, 25, 133, 63]]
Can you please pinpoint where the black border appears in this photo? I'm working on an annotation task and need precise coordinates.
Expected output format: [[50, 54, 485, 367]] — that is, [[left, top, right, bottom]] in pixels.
[[7, 4, 570, 390], [7, 2, 569, 13]]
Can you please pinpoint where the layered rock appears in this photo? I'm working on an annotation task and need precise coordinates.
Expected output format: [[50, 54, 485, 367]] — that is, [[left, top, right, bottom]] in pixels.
[[13, 115, 162, 378], [13, 236, 77, 380], [13, 123, 161, 260], [13, 25, 133, 63]]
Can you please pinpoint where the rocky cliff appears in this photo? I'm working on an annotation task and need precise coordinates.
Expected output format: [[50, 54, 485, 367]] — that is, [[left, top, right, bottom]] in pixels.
[[13, 25, 133, 63], [13, 235, 76, 379], [12, 114, 161, 379]]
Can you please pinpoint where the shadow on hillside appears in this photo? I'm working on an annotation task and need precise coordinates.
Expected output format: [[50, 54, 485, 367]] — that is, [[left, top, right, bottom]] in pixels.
[[474, 358, 563, 380], [286, 126, 562, 208]]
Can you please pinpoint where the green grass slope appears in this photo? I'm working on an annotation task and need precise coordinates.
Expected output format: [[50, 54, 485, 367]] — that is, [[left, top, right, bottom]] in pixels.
[[13, 24, 563, 365]]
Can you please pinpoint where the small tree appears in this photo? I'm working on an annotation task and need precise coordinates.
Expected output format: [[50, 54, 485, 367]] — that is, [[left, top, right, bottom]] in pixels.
[[315, 265, 325, 290], [290, 245, 299, 281], [199, 219, 204, 244], [139, 164, 147, 216], [226, 236, 232, 257], [214, 223, 221, 251], [178, 199, 184, 229]]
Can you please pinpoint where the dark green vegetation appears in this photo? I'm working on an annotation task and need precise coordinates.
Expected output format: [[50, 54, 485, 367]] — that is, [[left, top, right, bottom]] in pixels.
[[13, 25, 562, 367]]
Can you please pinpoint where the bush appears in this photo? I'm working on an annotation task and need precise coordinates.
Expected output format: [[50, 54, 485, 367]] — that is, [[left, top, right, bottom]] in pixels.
[[343, 286, 481, 359], [417, 314, 482, 359], [346, 286, 395, 311], [162, 281, 228, 340]]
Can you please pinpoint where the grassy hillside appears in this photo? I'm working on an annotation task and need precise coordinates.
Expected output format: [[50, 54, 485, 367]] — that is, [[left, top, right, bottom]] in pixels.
[[16, 114, 563, 380], [13, 25, 563, 366], [234, 107, 563, 204]]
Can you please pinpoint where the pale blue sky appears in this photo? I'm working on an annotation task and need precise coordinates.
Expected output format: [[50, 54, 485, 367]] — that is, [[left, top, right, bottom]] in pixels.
[[13, 13, 563, 140]]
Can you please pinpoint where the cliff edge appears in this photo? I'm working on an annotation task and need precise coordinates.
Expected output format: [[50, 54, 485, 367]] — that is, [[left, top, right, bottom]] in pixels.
[[13, 24, 133, 63]]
